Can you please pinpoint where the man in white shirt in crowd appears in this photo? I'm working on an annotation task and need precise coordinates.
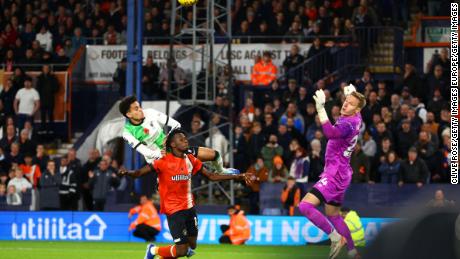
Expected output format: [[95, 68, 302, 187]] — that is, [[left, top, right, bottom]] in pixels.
[[14, 77, 40, 129], [35, 25, 53, 52], [7, 167, 32, 194]]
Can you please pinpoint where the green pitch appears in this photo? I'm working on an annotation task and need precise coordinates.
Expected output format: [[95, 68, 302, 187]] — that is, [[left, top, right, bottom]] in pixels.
[[0, 241, 356, 258]]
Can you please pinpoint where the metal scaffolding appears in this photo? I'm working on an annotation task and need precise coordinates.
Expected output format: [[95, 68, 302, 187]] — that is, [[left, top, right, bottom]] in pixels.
[[167, 0, 235, 204]]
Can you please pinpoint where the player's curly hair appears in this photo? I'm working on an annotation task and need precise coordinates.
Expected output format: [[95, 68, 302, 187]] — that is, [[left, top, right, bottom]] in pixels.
[[165, 128, 187, 152], [119, 95, 137, 118]]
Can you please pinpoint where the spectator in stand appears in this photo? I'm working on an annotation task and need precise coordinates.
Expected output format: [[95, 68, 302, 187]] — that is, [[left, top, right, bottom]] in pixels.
[[33, 144, 49, 172], [36, 64, 59, 131], [425, 64, 449, 100], [283, 79, 299, 105], [7, 167, 32, 194], [353, 4, 373, 27], [426, 190, 455, 208], [6, 142, 23, 166], [281, 176, 301, 216], [219, 205, 251, 245], [58, 156, 78, 210], [306, 37, 325, 60], [0, 79, 18, 118], [19, 153, 41, 188], [251, 51, 277, 86], [0, 125, 18, 153], [379, 151, 400, 184], [6, 185, 21, 205], [308, 139, 324, 183], [414, 131, 437, 172], [430, 48, 450, 74], [159, 59, 188, 98], [14, 77, 40, 129], [0, 184, 6, 204], [113, 57, 127, 96], [351, 143, 371, 183], [261, 134, 283, 171], [246, 157, 269, 214], [88, 159, 120, 211], [71, 27, 87, 51], [39, 160, 60, 210], [128, 195, 162, 242], [142, 56, 160, 99], [235, 20, 252, 43], [240, 97, 255, 122], [104, 25, 121, 45], [19, 129, 36, 156], [427, 89, 448, 120], [361, 131, 377, 158], [188, 120, 205, 148], [269, 155, 288, 183], [397, 120, 417, 159], [248, 122, 265, 162], [35, 25, 53, 52], [289, 147, 309, 185], [283, 44, 305, 81], [401, 63, 423, 100], [82, 148, 101, 210], [280, 102, 305, 134], [262, 112, 278, 138], [283, 21, 304, 43], [205, 127, 229, 166], [398, 148, 429, 188]]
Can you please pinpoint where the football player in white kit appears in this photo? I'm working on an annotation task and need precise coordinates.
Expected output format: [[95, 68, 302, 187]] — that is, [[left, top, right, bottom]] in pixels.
[[119, 96, 239, 175]]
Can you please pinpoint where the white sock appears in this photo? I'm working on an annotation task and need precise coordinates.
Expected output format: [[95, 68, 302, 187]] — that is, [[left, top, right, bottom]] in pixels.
[[329, 229, 341, 242]]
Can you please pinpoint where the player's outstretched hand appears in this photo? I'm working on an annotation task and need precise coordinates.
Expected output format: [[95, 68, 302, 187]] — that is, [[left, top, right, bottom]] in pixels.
[[241, 173, 253, 186], [313, 89, 326, 110], [117, 168, 130, 177]]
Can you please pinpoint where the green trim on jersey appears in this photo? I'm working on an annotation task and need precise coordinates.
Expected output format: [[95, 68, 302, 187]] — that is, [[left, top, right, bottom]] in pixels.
[[124, 122, 166, 149]]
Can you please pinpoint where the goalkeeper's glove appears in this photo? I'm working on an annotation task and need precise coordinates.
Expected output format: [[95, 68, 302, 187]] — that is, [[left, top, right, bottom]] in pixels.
[[344, 84, 356, 96], [313, 89, 328, 123]]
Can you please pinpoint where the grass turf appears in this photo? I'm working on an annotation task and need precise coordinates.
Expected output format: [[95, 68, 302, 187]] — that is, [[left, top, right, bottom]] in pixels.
[[0, 241, 356, 258]]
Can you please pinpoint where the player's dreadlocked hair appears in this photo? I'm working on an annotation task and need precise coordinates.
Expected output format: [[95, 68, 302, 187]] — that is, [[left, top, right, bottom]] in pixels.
[[165, 128, 187, 152], [119, 95, 137, 118]]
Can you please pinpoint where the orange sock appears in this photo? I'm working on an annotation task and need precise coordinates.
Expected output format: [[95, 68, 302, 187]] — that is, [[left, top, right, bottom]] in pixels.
[[156, 245, 176, 258]]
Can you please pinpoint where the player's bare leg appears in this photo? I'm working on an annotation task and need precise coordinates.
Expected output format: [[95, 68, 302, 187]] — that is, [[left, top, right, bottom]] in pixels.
[[325, 204, 360, 259], [298, 193, 342, 259], [197, 147, 239, 175]]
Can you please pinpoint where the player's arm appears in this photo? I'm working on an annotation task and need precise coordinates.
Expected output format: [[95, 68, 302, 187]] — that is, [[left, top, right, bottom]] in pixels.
[[147, 108, 181, 131], [118, 164, 154, 178], [200, 166, 252, 185], [313, 89, 351, 139], [122, 130, 162, 162]]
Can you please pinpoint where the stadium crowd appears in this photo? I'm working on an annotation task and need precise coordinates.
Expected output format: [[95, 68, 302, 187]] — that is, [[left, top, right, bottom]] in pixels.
[[0, 0, 452, 215]]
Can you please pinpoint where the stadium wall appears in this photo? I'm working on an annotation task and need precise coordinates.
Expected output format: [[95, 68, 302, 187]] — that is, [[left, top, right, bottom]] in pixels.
[[0, 211, 395, 245]]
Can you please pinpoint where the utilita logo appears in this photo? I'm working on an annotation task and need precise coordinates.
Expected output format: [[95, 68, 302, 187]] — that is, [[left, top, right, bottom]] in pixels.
[[11, 214, 107, 240]]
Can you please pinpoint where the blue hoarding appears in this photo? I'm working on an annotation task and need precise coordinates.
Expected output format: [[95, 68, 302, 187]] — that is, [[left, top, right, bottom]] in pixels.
[[0, 211, 397, 245]]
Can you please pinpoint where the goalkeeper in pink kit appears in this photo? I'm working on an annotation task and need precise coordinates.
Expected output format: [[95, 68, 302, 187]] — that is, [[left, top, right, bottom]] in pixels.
[[298, 85, 365, 259]]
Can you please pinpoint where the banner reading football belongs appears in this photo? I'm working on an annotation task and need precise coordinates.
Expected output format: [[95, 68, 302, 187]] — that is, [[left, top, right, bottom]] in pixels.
[[85, 44, 311, 82]]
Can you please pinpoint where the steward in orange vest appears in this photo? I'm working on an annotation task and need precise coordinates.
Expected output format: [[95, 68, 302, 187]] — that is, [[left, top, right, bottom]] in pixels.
[[219, 205, 251, 245], [251, 51, 278, 86], [128, 195, 162, 241]]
